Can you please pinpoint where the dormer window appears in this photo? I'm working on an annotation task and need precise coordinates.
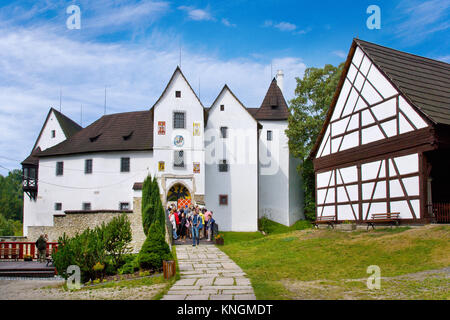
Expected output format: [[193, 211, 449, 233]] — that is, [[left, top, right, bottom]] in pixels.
[[122, 131, 133, 141], [89, 134, 101, 142], [51, 130, 56, 138], [175, 91, 181, 98]]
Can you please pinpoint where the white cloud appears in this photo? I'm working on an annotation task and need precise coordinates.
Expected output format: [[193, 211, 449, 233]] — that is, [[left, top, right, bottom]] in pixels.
[[178, 5, 214, 21], [274, 22, 297, 32], [221, 18, 236, 27], [436, 55, 450, 62], [332, 50, 347, 59], [263, 20, 310, 35], [0, 26, 306, 170], [393, 0, 450, 43]]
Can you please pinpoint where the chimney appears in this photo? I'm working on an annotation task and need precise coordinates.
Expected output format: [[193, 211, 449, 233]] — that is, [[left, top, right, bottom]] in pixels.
[[276, 70, 284, 95]]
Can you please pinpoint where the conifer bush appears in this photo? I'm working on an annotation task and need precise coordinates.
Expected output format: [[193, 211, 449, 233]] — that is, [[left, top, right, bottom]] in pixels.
[[138, 219, 173, 270]]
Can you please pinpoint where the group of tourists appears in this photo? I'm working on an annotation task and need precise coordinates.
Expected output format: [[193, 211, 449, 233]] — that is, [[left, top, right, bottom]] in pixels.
[[167, 204, 215, 247]]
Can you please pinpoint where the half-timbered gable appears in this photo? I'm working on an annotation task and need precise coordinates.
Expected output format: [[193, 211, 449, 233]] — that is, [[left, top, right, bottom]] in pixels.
[[311, 39, 450, 224], [316, 46, 429, 158]]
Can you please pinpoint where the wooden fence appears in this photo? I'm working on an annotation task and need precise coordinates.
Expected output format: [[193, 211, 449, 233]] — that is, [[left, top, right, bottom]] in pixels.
[[433, 203, 450, 223], [0, 242, 58, 260]]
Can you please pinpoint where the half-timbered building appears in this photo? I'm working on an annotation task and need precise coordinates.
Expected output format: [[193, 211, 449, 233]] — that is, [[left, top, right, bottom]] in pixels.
[[310, 39, 450, 224]]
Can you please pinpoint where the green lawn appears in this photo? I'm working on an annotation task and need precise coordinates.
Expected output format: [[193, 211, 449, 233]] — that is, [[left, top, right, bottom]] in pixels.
[[218, 224, 450, 300]]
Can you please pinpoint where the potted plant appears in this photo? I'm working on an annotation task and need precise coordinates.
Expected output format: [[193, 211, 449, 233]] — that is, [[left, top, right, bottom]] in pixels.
[[23, 254, 33, 261], [340, 220, 356, 231], [215, 234, 224, 245]]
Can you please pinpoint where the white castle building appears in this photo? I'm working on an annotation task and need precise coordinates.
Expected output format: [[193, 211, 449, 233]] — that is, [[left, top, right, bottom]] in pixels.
[[21, 67, 304, 237]]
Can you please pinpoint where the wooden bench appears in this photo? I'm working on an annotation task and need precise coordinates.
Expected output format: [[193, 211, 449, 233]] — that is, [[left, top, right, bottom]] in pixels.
[[366, 213, 401, 230], [314, 215, 338, 229], [0, 247, 20, 260]]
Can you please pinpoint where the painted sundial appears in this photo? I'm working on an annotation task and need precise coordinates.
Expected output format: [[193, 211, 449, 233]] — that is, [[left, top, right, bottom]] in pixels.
[[174, 135, 184, 147]]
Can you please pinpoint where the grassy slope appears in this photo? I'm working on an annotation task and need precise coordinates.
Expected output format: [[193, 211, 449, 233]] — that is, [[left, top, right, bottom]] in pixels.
[[219, 225, 450, 300]]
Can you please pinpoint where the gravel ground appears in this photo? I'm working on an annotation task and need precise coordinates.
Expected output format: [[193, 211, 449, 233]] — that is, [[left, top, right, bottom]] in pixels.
[[0, 279, 166, 300]]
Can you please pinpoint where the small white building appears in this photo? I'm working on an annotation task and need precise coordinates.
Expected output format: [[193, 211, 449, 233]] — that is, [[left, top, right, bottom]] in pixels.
[[22, 67, 304, 237]]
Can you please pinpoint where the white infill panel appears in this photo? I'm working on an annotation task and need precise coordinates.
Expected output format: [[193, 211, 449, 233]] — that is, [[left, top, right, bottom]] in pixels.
[[366, 66, 398, 98], [359, 55, 372, 76], [362, 182, 375, 200], [399, 96, 428, 129], [410, 200, 420, 218], [337, 187, 348, 203], [373, 181, 387, 199], [317, 170, 332, 188], [353, 47, 364, 67], [317, 189, 327, 205], [371, 98, 396, 121], [331, 137, 343, 153], [332, 80, 352, 121], [332, 117, 350, 136], [347, 64, 358, 83], [362, 109, 376, 126], [325, 188, 335, 204], [340, 166, 358, 183], [362, 160, 381, 181], [394, 154, 418, 175], [342, 88, 359, 116], [322, 205, 335, 216], [399, 113, 414, 134], [389, 179, 404, 198], [338, 205, 356, 221], [381, 119, 397, 137], [346, 185, 358, 201], [340, 132, 359, 151], [361, 81, 382, 105], [354, 72, 365, 91], [369, 202, 387, 215], [391, 201, 413, 219], [362, 125, 384, 145], [402, 176, 420, 196]]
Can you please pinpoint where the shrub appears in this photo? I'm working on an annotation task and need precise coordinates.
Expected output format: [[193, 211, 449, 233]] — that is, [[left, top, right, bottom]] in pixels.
[[138, 219, 172, 270], [102, 214, 132, 268], [52, 215, 133, 283]]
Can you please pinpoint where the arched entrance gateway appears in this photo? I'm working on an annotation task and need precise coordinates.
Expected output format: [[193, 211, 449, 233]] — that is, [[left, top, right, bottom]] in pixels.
[[167, 183, 192, 209]]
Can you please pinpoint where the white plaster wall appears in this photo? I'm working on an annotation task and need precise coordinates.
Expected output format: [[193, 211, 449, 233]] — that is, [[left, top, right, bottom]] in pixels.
[[35, 110, 68, 151], [205, 88, 259, 232], [259, 120, 292, 226], [23, 151, 154, 236], [289, 153, 305, 225], [153, 70, 205, 197]]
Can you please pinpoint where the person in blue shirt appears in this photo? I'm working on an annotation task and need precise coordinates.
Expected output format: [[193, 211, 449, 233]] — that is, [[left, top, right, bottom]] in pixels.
[[191, 208, 201, 247]]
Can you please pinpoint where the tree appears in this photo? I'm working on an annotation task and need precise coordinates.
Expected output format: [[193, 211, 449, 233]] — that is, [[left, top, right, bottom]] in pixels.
[[138, 219, 173, 270], [141, 175, 153, 236], [0, 170, 23, 222], [0, 214, 14, 236], [286, 63, 344, 220]]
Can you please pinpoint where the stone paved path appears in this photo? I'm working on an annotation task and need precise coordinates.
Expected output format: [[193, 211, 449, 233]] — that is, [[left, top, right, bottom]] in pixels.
[[162, 245, 256, 300]]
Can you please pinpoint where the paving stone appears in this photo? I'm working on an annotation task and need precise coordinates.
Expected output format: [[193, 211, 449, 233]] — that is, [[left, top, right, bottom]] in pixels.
[[196, 278, 214, 286], [210, 295, 234, 300], [221, 289, 255, 295], [161, 295, 187, 300], [175, 278, 197, 286], [234, 294, 257, 300], [214, 278, 235, 286], [202, 285, 253, 290], [185, 295, 210, 300]]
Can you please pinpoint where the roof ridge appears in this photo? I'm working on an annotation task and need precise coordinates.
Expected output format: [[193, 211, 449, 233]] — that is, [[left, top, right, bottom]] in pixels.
[[355, 38, 450, 68]]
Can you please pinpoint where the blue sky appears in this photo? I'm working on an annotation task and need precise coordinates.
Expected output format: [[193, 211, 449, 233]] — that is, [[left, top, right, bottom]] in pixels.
[[0, 0, 449, 170]]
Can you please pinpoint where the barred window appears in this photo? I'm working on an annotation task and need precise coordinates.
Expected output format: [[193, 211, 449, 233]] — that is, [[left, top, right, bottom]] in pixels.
[[174, 150, 185, 168], [267, 130, 273, 141], [173, 111, 186, 129], [219, 159, 228, 172], [85, 159, 93, 174], [220, 127, 228, 138], [56, 162, 64, 176], [121, 157, 130, 172], [82, 203, 91, 211], [54, 203, 62, 211], [120, 202, 130, 211]]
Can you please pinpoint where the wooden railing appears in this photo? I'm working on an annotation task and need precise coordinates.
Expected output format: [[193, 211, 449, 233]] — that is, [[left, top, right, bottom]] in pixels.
[[432, 203, 450, 223], [0, 242, 58, 260]]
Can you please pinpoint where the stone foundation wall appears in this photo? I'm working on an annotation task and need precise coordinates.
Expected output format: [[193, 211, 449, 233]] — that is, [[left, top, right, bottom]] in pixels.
[[27, 197, 146, 253]]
